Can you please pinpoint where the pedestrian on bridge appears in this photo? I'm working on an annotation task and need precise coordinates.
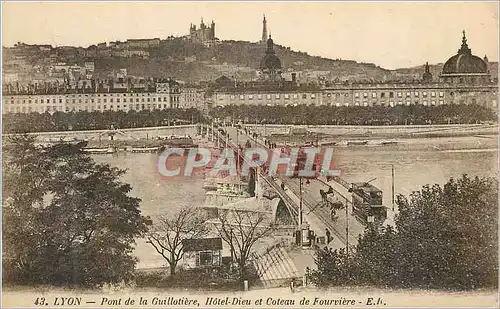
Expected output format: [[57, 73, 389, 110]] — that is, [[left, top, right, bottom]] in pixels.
[[326, 229, 332, 244]]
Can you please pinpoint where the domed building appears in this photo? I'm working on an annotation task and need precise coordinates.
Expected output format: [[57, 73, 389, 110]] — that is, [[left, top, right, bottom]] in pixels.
[[260, 35, 283, 81], [439, 31, 490, 84]]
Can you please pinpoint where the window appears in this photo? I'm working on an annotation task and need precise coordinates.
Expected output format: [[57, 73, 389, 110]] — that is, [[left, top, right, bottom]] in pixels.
[[440, 100, 444, 105], [104, 99, 107, 103], [258, 94, 262, 100], [398, 92, 402, 98], [389, 92, 394, 98], [372, 92, 377, 98], [239, 95, 244, 100], [406, 92, 411, 97], [311, 94, 316, 99], [284, 94, 289, 99], [267, 94, 271, 99], [423, 92, 428, 97], [110, 98, 113, 103], [414, 92, 419, 97], [248, 95, 253, 100], [439, 92, 444, 97], [302, 94, 307, 99], [431, 92, 436, 97], [355, 92, 359, 98], [363, 93, 368, 98], [423, 101, 428, 106], [293, 94, 298, 99], [431, 100, 436, 105], [275, 94, 280, 99], [230, 95, 235, 100], [380, 93, 385, 98]]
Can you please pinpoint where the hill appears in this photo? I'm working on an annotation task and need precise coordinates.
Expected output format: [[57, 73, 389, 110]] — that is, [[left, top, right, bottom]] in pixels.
[[3, 38, 497, 83], [90, 38, 393, 82]]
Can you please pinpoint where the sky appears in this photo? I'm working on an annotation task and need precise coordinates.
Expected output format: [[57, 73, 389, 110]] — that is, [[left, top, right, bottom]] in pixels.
[[2, 1, 499, 69]]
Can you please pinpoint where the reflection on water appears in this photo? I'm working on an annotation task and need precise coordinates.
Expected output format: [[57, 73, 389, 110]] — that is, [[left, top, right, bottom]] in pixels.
[[93, 135, 498, 268]]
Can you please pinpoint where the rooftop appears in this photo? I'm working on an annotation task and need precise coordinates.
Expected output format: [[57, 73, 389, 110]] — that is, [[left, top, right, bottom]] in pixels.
[[182, 237, 223, 252]]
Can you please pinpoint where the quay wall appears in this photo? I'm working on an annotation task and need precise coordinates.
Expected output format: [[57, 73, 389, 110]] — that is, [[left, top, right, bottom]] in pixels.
[[243, 124, 499, 138], [4, 125, 199, 142], [4, 123, 498, 142]]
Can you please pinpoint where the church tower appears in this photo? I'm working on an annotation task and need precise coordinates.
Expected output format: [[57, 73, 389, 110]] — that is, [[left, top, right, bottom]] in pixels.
[[422, 62, 433, 83], [261, 15, 268, 44]]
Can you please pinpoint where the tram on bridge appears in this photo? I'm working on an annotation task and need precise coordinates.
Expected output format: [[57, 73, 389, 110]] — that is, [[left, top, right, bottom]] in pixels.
[[350, 182, 387, 224]]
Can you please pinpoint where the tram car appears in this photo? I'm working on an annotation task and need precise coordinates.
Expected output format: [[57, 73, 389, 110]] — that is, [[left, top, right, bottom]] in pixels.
[[350, 182, 387, 224]]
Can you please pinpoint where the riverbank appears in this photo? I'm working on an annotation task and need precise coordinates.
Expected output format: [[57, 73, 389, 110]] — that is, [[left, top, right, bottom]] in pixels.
[[244, 123, 498, 140], [3, 123, 498, 143]]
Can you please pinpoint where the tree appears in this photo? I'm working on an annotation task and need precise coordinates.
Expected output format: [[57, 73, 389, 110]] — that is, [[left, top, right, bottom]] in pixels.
[[146, 206, 208, 276], [307, 247, 355, 287], [354, 225, 399, 287], [2, 136, 151, 287], [394, 175, 498, 289], [213, 209, 274, 282], [309, 174, 498, 290]]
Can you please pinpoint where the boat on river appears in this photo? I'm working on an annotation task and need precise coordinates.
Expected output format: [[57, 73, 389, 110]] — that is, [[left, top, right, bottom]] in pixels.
[[84, 147, 116, 154], [381, 141, 398, 145], [130, 146, 164, 153], [347, 140, 369, 146]]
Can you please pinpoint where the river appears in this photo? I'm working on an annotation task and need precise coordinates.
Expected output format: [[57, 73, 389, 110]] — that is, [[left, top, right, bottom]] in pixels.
[[93, 134, 498, 269]]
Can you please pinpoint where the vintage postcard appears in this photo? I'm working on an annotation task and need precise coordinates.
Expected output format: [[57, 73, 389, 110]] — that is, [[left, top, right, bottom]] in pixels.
[[1, 1, 499, 308]]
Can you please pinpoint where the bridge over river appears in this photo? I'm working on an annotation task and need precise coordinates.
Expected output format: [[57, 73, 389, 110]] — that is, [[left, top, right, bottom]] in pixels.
[[202, 123, 368, 250]]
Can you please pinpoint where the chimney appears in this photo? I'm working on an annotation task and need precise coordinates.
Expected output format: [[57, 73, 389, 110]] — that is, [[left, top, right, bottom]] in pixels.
[[292, 73, 297, 83]]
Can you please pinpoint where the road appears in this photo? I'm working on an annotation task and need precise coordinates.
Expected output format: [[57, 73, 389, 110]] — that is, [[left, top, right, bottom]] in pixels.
[[223, 125, 366, 249]]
